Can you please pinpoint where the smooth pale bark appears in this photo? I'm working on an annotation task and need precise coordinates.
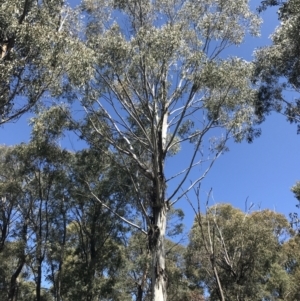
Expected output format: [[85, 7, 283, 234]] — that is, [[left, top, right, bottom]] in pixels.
[[151, 205, 167, 301]]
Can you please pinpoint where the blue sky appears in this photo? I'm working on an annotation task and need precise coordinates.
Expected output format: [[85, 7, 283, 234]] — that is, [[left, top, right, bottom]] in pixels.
[[1, 1, 299, 234]]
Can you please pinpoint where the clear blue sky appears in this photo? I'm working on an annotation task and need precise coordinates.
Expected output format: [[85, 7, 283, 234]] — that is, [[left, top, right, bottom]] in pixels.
[[1, 1, 299, 234]]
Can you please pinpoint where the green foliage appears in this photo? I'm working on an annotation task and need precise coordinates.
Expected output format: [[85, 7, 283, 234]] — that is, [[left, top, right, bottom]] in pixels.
[[0, 0, 96, 124], [291, 181, 300, 201], [0, 106, 137, 301], [186, 204, 294, 301], [254, 0, 300, 129], [279, 235, 300, 300], [1, 1, 288, 300]]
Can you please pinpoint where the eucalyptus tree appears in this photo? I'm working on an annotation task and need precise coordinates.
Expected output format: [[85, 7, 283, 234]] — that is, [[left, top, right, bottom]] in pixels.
[[254, 0, 300, 246], [0, 146, 19, 254], [18, 109, 74, 301], [279, 234, 300, 301], [186, 204, 293, 301], [0, 103, 138, 301], [0, 145, 28, 301], [0, 140, 68, 301], [56, 147, 133, 301], [27, 106, 140, 301], [289, 181, 300, 231], [112, 233, 204, 301], [58, 216, 127, 301], [65, 0, 262, 299], [0, 105, 74, 301]]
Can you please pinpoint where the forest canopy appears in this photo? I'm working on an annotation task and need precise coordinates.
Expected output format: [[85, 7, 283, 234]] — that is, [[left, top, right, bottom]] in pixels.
[[1, 0, 300, 300]]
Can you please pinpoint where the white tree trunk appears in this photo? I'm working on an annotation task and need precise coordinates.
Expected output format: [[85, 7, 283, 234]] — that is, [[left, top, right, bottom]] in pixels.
[[151, 204, 167, 301]]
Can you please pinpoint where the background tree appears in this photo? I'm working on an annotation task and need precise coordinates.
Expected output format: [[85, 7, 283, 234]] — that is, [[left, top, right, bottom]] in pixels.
[[57, 147, 132, 301], [289, 181, 300, 232], [186, 203, 293, 301], [0, 144, 33, 301], [254, 0, 300, 258], [0, 105, 139, 301], [0, 139, 67, 301], [278, 234, 300, 300], [254, 0, 300, 128]]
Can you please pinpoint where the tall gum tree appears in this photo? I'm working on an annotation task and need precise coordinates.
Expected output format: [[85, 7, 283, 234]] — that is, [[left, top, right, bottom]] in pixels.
[[65, 0, 262, 300]]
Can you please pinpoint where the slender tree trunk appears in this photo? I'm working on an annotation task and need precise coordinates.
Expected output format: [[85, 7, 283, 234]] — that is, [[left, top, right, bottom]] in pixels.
[[137, 253, 150, 301], [149, 107, 169, 301], [8, 219, 28, 301], [36, 260, 43, 301], [137, 285, 143, 301], [150, 204, 167, 301], [57, 209, 67, 301], [36, 202, 43, 301], [0, 197, 9, 253], [9, 263, 24, 301]]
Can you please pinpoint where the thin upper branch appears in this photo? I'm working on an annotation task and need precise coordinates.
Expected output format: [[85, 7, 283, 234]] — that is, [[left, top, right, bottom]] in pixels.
[[85, 181, 147, 235]]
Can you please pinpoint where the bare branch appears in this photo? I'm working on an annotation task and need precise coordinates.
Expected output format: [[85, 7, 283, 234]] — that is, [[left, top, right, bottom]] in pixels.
[[83, 106, 153, 179], [85, 181, 148, 235], [168, 121, 214, 203], [166, 159, 203, 183]]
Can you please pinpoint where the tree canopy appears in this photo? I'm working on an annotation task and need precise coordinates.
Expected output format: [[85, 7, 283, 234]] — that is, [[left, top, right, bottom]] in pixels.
[[187, 204, 295, 301], [1, 0, 300, 300], [254, 0, 300, 128], [65, 1, 262, 299]]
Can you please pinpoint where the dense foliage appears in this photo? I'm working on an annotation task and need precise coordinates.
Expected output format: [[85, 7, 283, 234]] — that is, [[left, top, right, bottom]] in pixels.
[[254, 0, 300, 127], [1, 0, 300, 300], [187, 204, 297, 301], [0, 0, 78, 123]]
